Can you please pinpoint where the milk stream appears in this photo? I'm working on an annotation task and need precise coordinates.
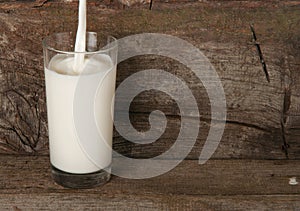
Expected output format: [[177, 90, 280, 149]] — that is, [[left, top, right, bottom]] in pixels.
[[73, 0, 86, 73], [46, 54, 116, 174]]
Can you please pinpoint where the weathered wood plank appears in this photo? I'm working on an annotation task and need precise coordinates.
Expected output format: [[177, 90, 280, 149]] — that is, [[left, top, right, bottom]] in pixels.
[[0, 155, 299, 209], [1, 193, 300, 211], [0, 1, 299, 158], [0, 156, 299, 195]]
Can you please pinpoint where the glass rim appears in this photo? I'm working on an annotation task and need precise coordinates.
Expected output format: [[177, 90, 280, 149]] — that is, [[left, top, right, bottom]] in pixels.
[[42, 31, 118, 55]]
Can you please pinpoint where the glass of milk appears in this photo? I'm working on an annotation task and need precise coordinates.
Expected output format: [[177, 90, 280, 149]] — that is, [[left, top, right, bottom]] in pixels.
[[43, 32, 118, 188]]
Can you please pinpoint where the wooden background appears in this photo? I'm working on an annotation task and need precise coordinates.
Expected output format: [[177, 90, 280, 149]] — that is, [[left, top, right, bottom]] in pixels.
[[0, 0, 299, 209], [0, 0, 299, 159]]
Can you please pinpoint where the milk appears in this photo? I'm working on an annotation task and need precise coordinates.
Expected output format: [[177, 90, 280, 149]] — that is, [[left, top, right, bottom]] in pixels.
[[73, 0, 86, 72], [45, 54, 116, 174], [45, 0, 117, 175]]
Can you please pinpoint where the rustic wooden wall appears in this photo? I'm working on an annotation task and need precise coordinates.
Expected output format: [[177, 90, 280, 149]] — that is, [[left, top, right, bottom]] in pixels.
[[0, 0, 299, 160]]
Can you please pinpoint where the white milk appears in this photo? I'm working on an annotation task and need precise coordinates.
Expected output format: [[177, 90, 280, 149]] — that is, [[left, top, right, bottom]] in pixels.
[[45, 54, 116, 174]]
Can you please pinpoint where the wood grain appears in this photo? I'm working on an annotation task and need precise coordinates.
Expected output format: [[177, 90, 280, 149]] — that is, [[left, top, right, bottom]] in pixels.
[[0, 155, 299, 210], [113, 114, 286, 159], [1, 156, 300, 195], [0, 1, 299, 159], [1, 194, 300, 211]]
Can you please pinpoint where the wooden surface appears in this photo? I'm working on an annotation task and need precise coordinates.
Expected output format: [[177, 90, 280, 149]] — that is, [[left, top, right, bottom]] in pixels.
[[0, 1, 300, 210], [0, 0, 299, 159], [0, 155, 299, 210]]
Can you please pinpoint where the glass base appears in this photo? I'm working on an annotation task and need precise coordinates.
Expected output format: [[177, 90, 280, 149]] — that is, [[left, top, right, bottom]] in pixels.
[[51, 165, 111, 189]]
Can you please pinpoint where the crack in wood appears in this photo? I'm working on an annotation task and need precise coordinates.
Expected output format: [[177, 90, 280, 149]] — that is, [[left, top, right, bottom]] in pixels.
[[279, 56, 293, 159], [281, 87, 291, 158], [149, 0, 153, 10], [0, 123, 35, 152], [1, 90, 40, 152], [4, 90, 30, 107], [250, 24, 270, 83], [34, 94, 42, 145], [33, 0, 49, 8], [225, 120, 274, 134]]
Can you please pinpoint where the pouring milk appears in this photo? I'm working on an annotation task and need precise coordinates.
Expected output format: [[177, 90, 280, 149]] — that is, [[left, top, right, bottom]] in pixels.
[[45, 0, 116, 174]]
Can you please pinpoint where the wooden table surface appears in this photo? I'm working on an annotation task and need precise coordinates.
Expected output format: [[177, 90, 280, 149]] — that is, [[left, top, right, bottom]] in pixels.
[[0, 156, 299, 210], [0, 0, 300, 210]]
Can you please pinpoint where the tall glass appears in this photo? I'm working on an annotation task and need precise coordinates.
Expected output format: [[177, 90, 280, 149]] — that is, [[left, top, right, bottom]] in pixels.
[[43, 32, 118, 188]]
